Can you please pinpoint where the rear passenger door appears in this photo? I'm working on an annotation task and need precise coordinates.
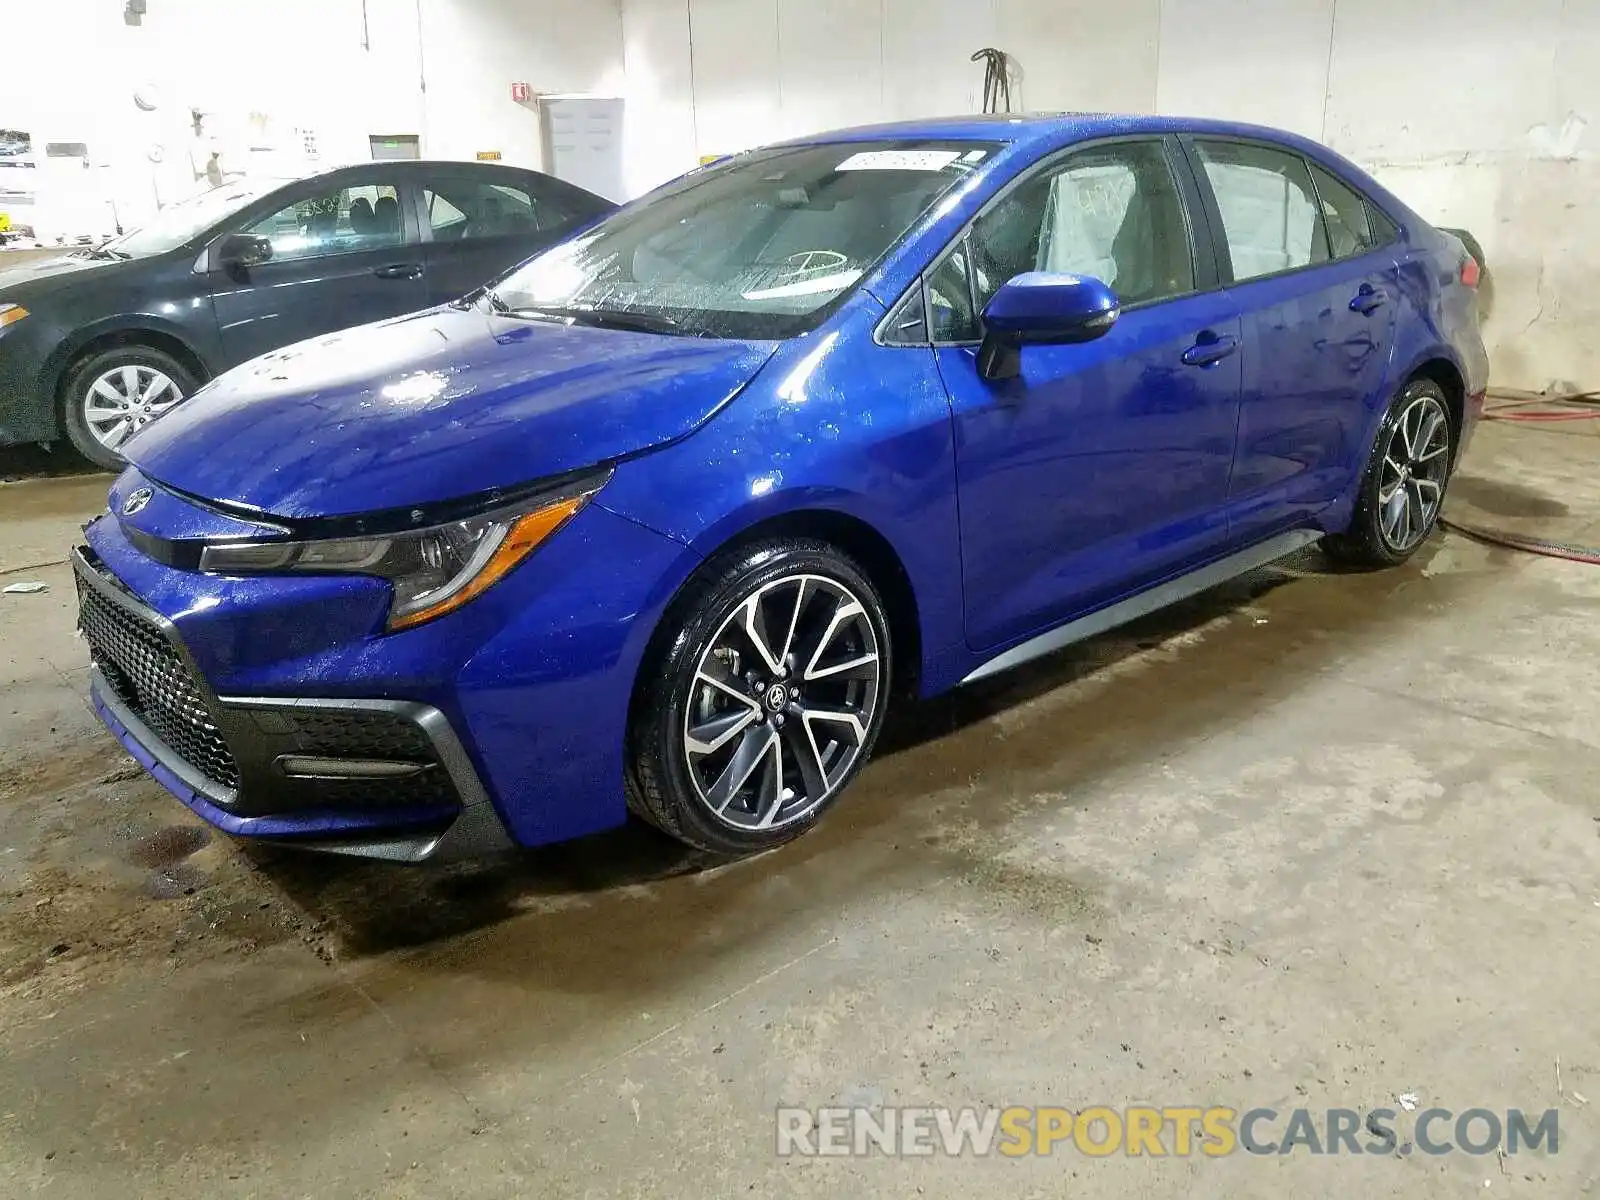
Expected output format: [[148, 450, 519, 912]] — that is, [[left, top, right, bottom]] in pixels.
[[417, 170, 596, 303], [1185, 139, 1401, 539]]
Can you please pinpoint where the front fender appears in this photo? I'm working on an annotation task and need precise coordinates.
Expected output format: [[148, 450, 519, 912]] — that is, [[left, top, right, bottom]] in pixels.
[[42, 313, 217, 393], [596, 312, 970, 697]]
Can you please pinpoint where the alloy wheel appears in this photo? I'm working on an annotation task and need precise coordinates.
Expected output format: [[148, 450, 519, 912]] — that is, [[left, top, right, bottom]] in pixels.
[[1377, 393, 1450, 553], [683, 573, 883, 832], [82, 365, 185, 449]]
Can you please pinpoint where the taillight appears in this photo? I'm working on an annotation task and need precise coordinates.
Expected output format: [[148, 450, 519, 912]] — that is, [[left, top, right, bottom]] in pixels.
[[1460, 255, 1481, 288]]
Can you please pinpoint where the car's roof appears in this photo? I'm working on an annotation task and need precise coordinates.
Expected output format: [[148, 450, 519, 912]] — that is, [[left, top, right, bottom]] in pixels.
[[781, 112, 1315, 152], [313, 158, 537, 176]]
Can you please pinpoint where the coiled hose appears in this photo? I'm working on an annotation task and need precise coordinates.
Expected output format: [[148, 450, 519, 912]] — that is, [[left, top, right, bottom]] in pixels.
[[1440, 390, 1600, 564]]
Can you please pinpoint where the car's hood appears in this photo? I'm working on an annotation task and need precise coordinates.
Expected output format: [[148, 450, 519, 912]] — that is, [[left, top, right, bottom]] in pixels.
[[123, 304, 779, 519], [0, 252, 119, 294]]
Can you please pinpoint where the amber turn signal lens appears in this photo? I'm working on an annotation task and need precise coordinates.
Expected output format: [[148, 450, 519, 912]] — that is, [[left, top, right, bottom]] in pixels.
[[386, 494, 587, 631], [0, 304, 29, 329]]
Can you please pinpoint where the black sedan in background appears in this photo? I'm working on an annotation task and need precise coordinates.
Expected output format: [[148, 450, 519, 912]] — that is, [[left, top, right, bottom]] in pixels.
[[0, 160, 614, 468]]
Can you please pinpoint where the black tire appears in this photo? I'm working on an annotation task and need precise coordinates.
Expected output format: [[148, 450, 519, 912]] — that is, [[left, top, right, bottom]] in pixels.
[[626, 538, 893, 857], [1325, 377, 1456, 568], [60, 345, 202, 472]]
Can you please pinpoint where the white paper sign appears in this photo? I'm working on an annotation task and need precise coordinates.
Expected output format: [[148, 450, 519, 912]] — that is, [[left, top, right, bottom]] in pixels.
[[836, 150, 962, 172]]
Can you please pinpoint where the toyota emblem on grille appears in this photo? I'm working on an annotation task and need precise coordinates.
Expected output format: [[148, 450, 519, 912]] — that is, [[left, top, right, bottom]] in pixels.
[[122, 487, 153, 516]]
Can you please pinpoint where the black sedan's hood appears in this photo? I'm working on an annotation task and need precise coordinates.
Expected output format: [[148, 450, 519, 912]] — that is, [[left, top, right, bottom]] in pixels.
[[0, 251, 127, 297]]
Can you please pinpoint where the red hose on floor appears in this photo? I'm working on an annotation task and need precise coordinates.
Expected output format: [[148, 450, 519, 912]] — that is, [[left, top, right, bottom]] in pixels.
[[1483, 391, 1600, 422], [1440, 518, 1600, 566], [1442, 390, 1600, 563]]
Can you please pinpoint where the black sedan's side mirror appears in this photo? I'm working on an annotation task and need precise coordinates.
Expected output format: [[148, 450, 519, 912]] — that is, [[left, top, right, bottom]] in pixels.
[[977, 271, 1120, 381], [216, 233, 274, 272]]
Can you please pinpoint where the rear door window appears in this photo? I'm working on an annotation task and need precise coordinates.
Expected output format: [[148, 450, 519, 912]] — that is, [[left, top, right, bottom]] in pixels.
[[423, 177, 561, 241], [1307, 162, 1389, 259], [1193, 140, 1328, 282]]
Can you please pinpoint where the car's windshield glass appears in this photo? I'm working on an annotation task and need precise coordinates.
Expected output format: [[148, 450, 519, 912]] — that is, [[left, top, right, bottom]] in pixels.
[[490, 140, 997, 339], [105, 178, 290, 258]]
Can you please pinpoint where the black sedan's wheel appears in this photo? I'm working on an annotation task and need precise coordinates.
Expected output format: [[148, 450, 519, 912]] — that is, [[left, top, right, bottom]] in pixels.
[[61, 345, 200, 471], [1326, 378, 1455, 567], [627, 539, 892, 856]]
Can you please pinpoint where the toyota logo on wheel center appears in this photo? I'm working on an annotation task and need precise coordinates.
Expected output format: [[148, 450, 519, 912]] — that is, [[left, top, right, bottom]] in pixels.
[[764, 683, 789, 712]]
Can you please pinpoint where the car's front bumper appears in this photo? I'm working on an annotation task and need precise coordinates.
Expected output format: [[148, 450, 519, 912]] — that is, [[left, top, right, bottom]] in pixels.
[[75, 544, 514, 861], [75, 478, 699, 860]]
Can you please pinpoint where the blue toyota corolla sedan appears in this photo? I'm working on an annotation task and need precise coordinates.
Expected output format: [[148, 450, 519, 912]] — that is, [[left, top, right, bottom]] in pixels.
[[69, 114, 1487, 862]]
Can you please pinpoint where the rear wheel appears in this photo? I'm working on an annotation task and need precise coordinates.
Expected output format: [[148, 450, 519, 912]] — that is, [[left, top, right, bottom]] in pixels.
[[627, 539, 892, 856], [61, 345, 200, 471], [1326, 378, 1455, 567]]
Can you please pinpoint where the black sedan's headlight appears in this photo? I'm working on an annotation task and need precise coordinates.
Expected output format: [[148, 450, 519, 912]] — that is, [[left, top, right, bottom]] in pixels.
[[198, 473, 609, 630]]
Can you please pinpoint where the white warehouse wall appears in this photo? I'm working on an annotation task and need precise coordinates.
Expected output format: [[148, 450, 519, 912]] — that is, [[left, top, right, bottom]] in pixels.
[[0, 1, 1591, 389], [617, 0, 1600, 392], [0, 0, 626, 235]]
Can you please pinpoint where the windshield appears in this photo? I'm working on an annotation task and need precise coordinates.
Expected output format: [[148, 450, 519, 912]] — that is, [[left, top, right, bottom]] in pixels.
[[105, 178, 290, 258], [490, 141, 997, 339]]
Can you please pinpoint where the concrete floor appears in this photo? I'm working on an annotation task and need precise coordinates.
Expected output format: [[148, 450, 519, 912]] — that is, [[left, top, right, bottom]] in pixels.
[[1, 417, 1598, 1198]]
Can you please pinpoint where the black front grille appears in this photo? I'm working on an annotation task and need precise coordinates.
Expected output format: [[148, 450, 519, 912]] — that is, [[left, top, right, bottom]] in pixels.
[[75, 564, 241, 791]]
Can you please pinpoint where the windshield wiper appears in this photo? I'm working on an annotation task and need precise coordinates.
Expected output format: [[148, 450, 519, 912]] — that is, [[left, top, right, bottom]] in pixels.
[[488, 298, 684, 336], [78, 246, 130, 261], [576, 308, 682, 335]]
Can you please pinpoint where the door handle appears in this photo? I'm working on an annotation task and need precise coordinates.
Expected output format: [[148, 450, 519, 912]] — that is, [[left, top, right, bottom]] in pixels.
[[373, 263, 425, 280], [1181, 333, 1239, 368], [1350, 284, 1387, 315]]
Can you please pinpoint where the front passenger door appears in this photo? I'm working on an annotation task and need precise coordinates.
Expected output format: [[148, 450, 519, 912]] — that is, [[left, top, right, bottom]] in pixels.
[[934, 138, 1245, 653], [209, 175, 430, 367]]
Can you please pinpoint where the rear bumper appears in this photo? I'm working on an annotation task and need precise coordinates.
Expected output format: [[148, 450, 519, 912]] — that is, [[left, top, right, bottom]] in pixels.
[[76, 545, 514, 862]]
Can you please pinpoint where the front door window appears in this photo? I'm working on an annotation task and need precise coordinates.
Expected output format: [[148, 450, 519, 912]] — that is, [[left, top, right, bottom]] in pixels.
[[243, 182, 406, 263], [928, 139, 1196, 341]]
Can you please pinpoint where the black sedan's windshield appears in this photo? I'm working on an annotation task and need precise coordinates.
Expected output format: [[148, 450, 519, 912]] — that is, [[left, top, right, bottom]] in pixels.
[[104, 177, 289, 258], [490, 141, 996, 339]]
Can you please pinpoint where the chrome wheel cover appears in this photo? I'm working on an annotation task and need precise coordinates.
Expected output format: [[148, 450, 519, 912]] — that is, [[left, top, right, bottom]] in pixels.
[[83, 364, 185, 449], [683, 573, 882, 832], [1378, 393, 1450, 552]]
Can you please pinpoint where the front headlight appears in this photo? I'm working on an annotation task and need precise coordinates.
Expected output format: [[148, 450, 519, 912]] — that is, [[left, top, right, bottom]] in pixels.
[[0, 303, 29, 330], [199, 472, 609, 630]]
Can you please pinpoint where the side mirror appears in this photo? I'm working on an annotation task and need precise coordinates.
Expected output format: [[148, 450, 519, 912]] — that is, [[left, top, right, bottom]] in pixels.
[[216, 233, 273, 272], [977, 271, 1120, 381]]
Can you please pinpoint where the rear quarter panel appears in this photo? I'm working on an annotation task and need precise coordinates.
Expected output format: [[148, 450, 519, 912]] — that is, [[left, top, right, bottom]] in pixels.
[[1388, 226, 1490, 456], [1281, 134, 1489, 462]]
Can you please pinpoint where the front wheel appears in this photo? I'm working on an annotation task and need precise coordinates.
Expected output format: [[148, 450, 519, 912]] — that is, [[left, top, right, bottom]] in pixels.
[[1326, 378, 1455, 567], [627, 539, 892, 856], [60, 345, 200, 472]]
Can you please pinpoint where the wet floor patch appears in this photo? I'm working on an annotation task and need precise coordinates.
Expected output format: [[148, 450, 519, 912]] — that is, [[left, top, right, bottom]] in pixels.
[[144, 862, 208, 900], [127, 824, 212, 870], [1450, 472, 1570, 519], [125, 824, 215, 901]]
